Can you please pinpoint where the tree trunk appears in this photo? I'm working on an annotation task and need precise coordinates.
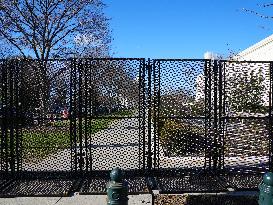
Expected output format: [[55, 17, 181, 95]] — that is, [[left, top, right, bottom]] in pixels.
[[37, 63, 50, 125]]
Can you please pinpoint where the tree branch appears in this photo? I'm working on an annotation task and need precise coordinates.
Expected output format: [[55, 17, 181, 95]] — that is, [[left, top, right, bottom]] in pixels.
[[243, 8, 273, 19], [0, 30, 27, 58]]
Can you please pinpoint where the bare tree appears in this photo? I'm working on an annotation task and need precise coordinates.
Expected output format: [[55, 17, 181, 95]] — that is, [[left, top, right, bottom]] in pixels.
[[84, 60, 139, 115], [0, 0, 111, 120], [0, 0, 111, 60], [0, 38, 16, 58]]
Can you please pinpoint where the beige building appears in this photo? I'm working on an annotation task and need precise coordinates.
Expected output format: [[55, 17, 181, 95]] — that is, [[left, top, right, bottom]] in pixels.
[[196, 34, 273, 107], [233, 33, 273, 61]]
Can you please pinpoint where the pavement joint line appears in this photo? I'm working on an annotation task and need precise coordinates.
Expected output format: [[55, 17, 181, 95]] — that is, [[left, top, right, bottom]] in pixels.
[[53, 197, 62, 204]]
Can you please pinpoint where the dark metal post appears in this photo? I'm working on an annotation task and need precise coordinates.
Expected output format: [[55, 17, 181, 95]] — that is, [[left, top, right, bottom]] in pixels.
[[205, 60, 213, 170], [221, 61, 227, 172], [153, 60, 160, 169], [2, 60, 8, 172], [269, 62, 273, 172], [106, 168, 128, 205], [212, 60, 218, 172], [78, 59, 84, 172], [139, 59, 146, 171], [8, 60, 15, 174], [218, 61, 224, 170], [69, 59, 78, 172], [147, 58, 152, 171], [15, 60, 22, 173], [204, 60, 209, 169], [259, 172, 273, 205]]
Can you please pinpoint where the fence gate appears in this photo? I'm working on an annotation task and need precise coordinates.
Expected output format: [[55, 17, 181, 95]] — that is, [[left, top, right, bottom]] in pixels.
[[219, 61, 273, 173], [150, 59, 273, 192], [69, 58, 147, 173], [150, 59, 223, 172]]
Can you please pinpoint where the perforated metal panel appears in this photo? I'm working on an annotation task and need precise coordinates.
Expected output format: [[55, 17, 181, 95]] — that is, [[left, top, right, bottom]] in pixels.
[[1, 58, 146, 174], [152, 59, 211, 170], [0, 59, 22, 173], [151, 59, 273, 192], [221, 61, 272, 173], [1, 58, 273, 195], [69, 58, 146, 172]]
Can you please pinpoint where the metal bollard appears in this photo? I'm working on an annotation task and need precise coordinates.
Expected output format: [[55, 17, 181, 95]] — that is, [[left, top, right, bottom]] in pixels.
[[259, 172, 273, 205], [106, 168, 128, 205]]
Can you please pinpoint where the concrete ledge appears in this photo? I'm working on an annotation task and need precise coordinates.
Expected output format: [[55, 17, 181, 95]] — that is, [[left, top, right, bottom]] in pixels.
[[0, 194, 153, 205], [0, 192, 259, 205], [154, 192, 259, 205]]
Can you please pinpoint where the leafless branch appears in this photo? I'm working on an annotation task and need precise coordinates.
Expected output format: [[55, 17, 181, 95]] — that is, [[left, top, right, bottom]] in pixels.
[[0, 0, 111, 61], [243, 8, 273, 19]]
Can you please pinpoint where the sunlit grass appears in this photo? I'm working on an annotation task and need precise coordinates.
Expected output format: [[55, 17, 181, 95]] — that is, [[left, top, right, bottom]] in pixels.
[[21, 109, 134, 160], [22, 118, 111, 160]]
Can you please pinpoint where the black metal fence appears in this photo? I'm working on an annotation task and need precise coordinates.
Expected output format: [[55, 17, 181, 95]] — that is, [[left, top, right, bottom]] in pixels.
[[0, 58, 272, 195], [150, 59, 273, 192]]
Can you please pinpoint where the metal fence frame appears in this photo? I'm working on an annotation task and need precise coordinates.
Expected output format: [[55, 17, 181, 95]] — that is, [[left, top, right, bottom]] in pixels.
[[0, 58, 272, 195]]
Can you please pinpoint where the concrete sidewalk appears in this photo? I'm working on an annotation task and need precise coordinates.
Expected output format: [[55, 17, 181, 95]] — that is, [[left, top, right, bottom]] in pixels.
[[0, 194, 152, 205], [23, 116, 142, 171], [0, 192, 260, 205]]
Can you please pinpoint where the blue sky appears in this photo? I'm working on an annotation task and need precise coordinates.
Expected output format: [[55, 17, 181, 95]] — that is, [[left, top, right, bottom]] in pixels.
[[105, 0, 273, 59]]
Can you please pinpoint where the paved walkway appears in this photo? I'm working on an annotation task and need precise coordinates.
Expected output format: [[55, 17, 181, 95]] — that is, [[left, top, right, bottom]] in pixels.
[[0, 194, 152, 205], [23, 115, 142, 171], [22, 113, 268, 171], [91, 117, 141, 170]]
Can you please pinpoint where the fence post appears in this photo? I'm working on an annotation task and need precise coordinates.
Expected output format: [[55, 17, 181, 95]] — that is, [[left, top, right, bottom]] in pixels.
[[269, 62, 273, 172], [258, 172, 273, 205], [106, 168, 128, 205], [147, 58, 152, 171]]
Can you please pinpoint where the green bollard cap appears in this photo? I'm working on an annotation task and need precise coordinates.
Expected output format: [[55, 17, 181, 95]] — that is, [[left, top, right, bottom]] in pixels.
[[110, 167, 123, 182], [263, 172, 273, 186]]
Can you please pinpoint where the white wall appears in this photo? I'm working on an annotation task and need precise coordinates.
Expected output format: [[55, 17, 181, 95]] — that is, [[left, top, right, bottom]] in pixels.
[[196, 35, 273, 106]]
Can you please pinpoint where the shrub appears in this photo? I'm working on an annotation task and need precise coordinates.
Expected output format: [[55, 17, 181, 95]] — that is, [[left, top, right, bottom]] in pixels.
[[159, 119, 207, 157]]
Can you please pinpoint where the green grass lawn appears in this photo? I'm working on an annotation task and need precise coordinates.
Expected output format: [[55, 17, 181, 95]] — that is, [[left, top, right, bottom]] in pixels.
[[22, 109, 134, 160], [22, 118, 112, 160], [107, 109, 135, 117]]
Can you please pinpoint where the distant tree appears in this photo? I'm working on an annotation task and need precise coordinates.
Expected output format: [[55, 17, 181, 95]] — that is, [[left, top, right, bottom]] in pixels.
[[160, 88, 195, 116], [228, 68, 266, 113], [0, 0, 112, 119], [48, 68, 69, 113], [86, 60, 139, 114], [0, 0, 111, 60]]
